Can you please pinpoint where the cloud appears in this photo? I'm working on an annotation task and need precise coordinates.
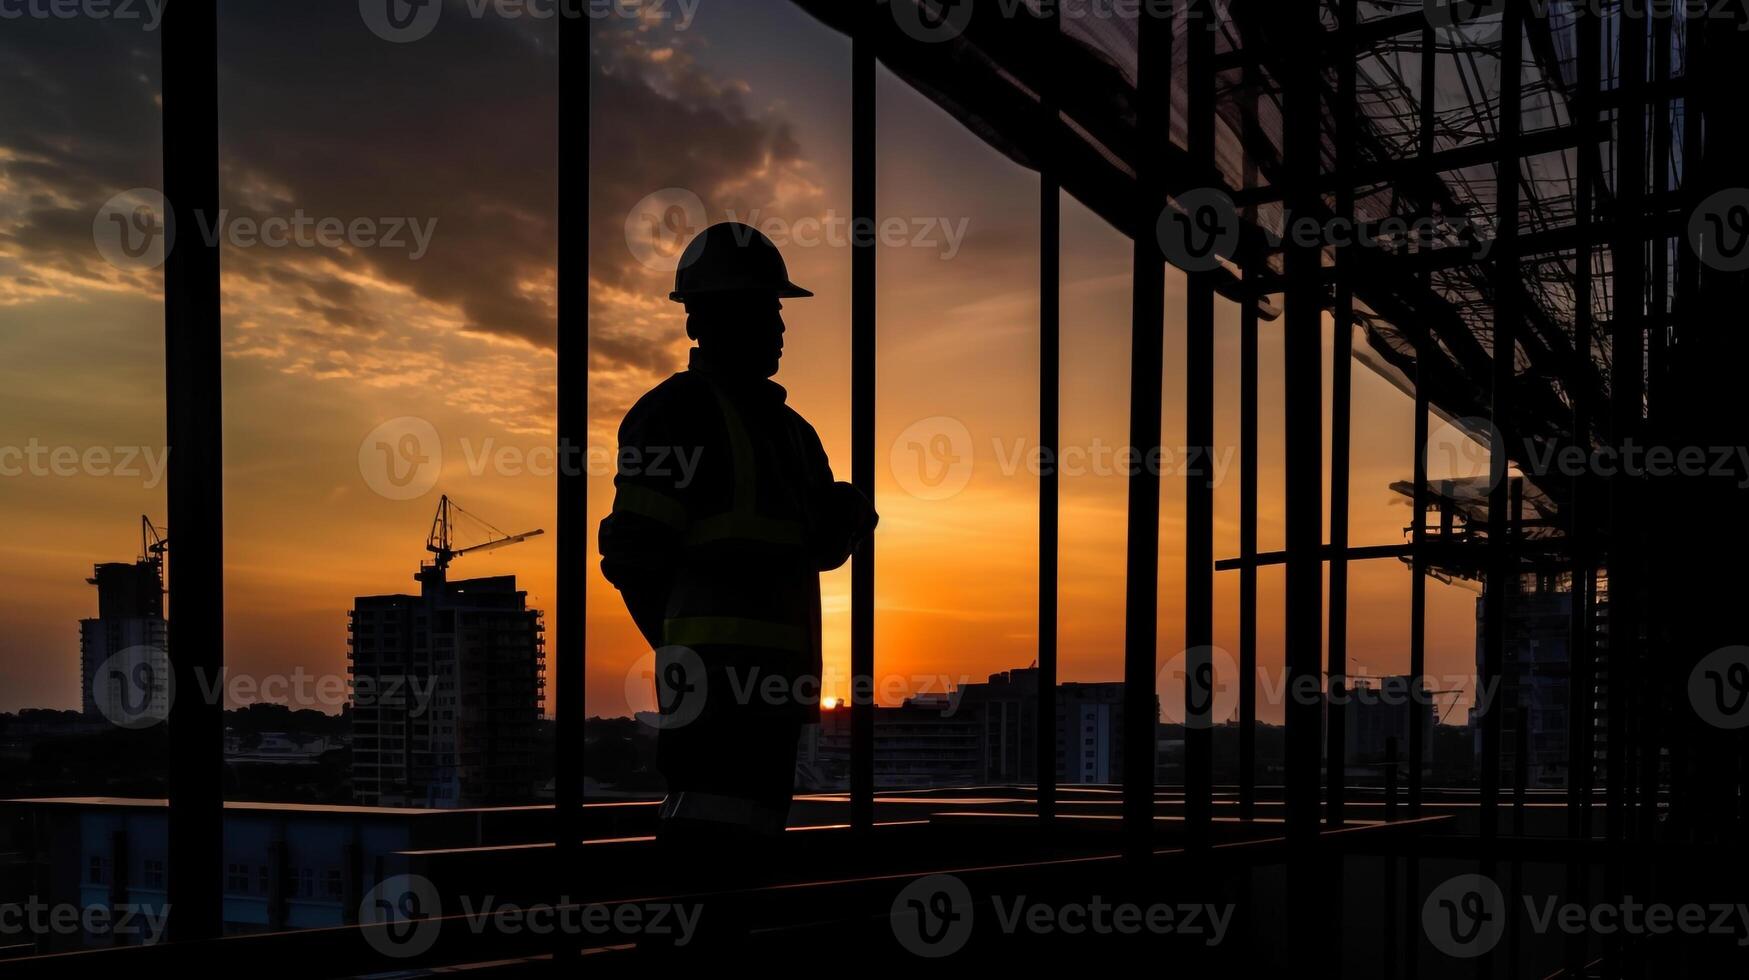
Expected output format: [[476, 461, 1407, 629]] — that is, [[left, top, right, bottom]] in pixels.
[[0, 3, 823, 433]]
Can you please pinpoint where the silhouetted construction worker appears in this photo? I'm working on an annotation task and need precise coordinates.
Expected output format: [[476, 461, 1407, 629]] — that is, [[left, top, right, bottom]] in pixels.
[[600, 223, 876, 916]]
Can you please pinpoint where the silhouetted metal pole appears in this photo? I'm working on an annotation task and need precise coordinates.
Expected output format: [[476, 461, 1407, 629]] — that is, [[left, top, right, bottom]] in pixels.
[[1037, 0, 1061, 826], [1184, 0, 1216, 847], [1122, 0, 1171, 862], [162, 0, 224, 943], [850, 1, 877, 834], [1481, 0, 1524, 847], [1238, 71, 1260, 826], [555, 1, 589, 915], [1325, 0, 1358, 831], [1408, 15, 1437, 824], [1281, 0, 1325, 851], [1606, 0, 1648, 848], [1566, 1, 1599, 847]]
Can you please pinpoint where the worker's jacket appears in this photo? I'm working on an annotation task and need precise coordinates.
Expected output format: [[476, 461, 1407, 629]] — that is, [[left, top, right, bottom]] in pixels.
[[600, 349, 865, 726]]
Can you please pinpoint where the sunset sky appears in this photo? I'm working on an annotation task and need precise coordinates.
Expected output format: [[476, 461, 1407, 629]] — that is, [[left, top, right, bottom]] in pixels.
[[0, 0, 1486, 724]]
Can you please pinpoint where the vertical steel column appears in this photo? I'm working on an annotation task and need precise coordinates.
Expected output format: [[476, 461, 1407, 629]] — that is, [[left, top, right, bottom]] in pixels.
[[1184, 0, 1216, 846], [1639, 0, 1673, 846], [1325, 0, 1358, 831], [1410, 369, 1429, 820], [1671, 0, 1708, 839], [1567, 4, 1600, 844], [1481, 0, 1524, 845], [1281, 0, 1326, 848], [554, 2, 589, 902], [1606, 0, 1647, 846], [1409, 14, 1437, 824], [1122, 0, 1171, 861], [1037, 0, 1061, 826], [850, 4, 878, 834], [1238, 72, 1260, 825], [161, 0, 223, 943]]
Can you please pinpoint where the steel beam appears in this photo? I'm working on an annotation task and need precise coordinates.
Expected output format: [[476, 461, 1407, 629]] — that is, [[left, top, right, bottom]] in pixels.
[[1325, 0, 1358, 831], [851, 2, 877, 834], [1121, 0, 1171, 862], [1184, 0, 1216, 848], [1480, 0, 1525, 847], [161, 0, 224, 943], [1037, 0, 1061, 826], [554, 2, 589, 914]]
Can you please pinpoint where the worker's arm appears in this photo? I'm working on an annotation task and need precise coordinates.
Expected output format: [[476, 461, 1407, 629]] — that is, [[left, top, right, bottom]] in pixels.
[[599, 393, 693, 649], [801, 424, 877, 571]]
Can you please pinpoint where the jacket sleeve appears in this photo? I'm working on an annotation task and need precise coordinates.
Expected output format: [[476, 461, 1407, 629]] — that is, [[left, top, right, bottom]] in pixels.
[[800, 421, 877, 572], [598, 392, 694, 592]]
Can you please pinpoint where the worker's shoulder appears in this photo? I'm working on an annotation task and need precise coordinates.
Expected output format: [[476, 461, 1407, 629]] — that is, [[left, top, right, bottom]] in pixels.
[[778, 400, 820, 431], [622, 372, 709, 427]]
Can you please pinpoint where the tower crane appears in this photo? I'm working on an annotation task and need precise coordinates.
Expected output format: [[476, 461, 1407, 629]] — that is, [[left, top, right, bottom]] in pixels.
[[140, 515, 168, 569], [420, 494, 543, 581]]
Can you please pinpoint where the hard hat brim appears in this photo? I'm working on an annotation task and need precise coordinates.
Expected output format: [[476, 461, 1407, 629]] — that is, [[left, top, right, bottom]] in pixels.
[[669, 281, 814, 303]]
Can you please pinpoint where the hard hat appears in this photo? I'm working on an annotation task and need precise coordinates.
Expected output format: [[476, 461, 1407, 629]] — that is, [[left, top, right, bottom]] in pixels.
[[670, 222, 814, 303]]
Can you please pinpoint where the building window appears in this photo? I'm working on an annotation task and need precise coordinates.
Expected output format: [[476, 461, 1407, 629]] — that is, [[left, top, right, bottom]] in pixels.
[[259, 866, 271, 895], [143, 859, 165, 889], [298, 867, 315, 898], [88, 856, 105, 885], [227, 863, 250, 894], [326, 869, 345, 899]]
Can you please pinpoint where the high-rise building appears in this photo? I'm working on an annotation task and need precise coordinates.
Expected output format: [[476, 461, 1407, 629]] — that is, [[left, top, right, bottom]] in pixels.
[[810, 695, 982, 789], [348, 567, 545, 808], [925, 668, 1129, 786], [79, 560, 169, 723], [1342, 675, 1434, 766], [1474, 580, 1575, 788]]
